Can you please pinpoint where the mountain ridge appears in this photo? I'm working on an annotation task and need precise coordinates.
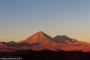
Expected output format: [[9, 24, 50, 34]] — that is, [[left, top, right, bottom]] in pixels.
[[0, 31, 90, 52]]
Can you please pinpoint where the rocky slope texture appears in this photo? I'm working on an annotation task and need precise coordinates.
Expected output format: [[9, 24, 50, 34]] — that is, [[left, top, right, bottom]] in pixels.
[[0, 31, 90, 52]]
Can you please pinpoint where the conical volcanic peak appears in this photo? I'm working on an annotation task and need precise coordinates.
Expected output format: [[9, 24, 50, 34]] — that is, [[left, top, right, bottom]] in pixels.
[[21, 31, 59, 51], [22, 31, 53, 44]]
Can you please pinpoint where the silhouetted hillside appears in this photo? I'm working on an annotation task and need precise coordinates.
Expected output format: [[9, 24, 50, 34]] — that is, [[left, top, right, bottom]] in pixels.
[[0, 50, 90, 60]]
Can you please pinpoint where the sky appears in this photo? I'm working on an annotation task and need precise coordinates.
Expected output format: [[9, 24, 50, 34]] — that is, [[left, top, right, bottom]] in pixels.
[[0, 0, 90, 42]]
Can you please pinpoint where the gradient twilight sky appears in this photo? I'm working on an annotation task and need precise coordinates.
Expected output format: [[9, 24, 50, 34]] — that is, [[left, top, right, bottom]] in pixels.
[[0, 0, 90, 42]]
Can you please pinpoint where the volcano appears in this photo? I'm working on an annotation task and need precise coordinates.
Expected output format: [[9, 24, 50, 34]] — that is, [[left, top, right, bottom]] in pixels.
[[20, 31, 90, 51], [54, 35, 74, 44], [0, 31, 89, 52], [22, 31, 59, 51], [22, 31, 53, 44], [0, 31, 90, 60]]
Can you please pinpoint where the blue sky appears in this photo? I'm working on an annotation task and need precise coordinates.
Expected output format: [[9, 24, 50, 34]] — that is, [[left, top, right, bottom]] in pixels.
[[0, 0, 90, 42]]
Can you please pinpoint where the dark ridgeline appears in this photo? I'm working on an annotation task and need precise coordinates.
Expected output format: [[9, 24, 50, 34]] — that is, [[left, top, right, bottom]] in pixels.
[[0, 31, 90, 60], [0, 50, 90, 60]]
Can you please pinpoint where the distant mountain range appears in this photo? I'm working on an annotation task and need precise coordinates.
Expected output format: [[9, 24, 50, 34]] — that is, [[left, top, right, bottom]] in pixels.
[[0, 31, 90, 52]]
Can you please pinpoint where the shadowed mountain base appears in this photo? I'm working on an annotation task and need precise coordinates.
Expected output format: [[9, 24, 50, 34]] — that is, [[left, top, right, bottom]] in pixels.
[[0, 50, 90, 60]]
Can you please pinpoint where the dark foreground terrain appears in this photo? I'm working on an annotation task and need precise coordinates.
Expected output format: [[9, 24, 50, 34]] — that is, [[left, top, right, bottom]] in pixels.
[[0, 50, 90, 60]]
